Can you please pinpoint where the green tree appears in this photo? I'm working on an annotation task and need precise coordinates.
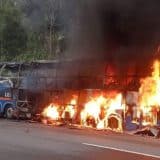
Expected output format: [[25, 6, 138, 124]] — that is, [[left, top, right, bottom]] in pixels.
[[0, 0, 66, 61], [3, 19, 27, 59], [0, 0, 27, 61], [22, 0, 65, 59]]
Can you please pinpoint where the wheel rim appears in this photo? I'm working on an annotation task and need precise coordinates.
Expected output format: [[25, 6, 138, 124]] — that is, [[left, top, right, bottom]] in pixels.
[[7, 108, 13, 118]]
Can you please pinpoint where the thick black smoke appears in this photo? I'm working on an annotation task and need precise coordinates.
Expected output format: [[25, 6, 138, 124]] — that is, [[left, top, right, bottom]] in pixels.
[[66, 0, 160, 64], [16, 0, 160, 77], [16, 0, 160, 63]]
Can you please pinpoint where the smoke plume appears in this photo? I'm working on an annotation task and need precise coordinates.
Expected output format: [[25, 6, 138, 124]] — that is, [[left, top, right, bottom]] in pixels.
[[66, 0, 160, 65]]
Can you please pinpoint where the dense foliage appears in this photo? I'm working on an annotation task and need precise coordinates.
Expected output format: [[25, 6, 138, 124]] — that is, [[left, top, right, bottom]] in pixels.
[[0, 0, 65, 61]]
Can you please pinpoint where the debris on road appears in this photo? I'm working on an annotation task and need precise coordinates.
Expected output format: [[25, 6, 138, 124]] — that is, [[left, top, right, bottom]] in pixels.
[[134, 126, 160, 138]]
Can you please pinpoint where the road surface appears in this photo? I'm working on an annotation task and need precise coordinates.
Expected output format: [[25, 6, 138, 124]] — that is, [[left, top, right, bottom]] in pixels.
[[0, 120, 159, 160]]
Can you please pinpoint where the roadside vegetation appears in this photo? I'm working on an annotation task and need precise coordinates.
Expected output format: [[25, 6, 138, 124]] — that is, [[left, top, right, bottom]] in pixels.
[[0, 0, 66, 62]]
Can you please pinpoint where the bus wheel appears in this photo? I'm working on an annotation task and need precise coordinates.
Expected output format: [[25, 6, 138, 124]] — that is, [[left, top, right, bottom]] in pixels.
[[5, 107, 14, 119]]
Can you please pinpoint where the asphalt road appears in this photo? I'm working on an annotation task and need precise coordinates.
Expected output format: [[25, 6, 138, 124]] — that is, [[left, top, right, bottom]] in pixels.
[[0, 120, 160, 160]]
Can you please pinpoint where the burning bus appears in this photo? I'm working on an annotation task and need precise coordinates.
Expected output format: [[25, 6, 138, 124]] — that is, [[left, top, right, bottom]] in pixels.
[[0, 59, 160, 131], [40, 59, 160, 131]]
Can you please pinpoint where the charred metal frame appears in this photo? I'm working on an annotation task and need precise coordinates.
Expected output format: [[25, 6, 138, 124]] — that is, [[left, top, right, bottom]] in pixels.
[[0, 60, 150, 115]]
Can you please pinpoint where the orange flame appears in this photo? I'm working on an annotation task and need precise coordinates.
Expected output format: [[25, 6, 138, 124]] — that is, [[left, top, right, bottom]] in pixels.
[[139, 60, 160, 125], [81, 93, 124, 131], [42, 104, 60, 120], [43, 96, 77, 120], [62, 98, 77, 119]]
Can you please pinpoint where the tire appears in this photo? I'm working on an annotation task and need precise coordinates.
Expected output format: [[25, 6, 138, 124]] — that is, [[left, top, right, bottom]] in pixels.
[[5, 107, 14, 119]]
